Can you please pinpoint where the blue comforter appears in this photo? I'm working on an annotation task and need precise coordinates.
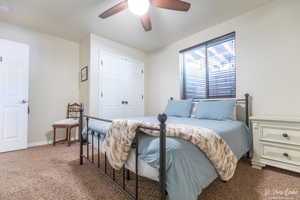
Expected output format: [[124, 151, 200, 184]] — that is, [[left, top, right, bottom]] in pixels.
[[87, 116, 251, 200]]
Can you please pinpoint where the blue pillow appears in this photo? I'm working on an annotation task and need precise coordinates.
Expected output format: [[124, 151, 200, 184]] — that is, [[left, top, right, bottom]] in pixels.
[[165, 99, 193, 118], [194, 100, 236, 120]]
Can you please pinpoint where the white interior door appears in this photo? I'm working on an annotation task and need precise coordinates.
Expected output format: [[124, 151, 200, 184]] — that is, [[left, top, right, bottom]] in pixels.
[[0, 39, 29, 153]]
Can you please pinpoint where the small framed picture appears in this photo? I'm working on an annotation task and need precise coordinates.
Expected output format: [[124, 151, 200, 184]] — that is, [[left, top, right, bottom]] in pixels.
[[81, 66, 88, 82]]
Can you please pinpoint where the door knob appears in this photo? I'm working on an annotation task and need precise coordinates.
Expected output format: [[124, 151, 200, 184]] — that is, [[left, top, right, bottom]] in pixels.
[[282, 133, 289, 138], [21, 100, 28, 104]]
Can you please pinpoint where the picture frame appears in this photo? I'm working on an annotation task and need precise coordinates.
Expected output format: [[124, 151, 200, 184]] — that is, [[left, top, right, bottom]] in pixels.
[[80, 66, 88, 82]]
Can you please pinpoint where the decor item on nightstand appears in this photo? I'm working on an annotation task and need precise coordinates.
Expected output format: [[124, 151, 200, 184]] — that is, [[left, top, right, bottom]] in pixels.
[[52, 103, 83, 146], [251, 116, 300, 173], [80, 66, 88, 82]]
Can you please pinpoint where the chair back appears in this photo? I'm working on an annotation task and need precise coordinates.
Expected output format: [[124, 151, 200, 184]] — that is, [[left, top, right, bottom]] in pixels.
[[67, 103, 83, 119]]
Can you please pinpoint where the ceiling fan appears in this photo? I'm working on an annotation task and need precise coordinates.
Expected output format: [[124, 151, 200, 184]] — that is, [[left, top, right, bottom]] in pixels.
[[99, 0, 191, 32]]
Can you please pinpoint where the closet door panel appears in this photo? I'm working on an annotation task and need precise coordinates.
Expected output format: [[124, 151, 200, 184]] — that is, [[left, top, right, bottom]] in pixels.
[[123, 59, 144, 117], [100, 51, 125, 119]]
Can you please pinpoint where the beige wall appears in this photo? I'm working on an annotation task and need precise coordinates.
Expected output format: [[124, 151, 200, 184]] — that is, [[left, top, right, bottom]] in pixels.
[[79, 35, 90, 114], [79, 33, 148, 116], [0, 22, 79, 144], [146, 0, 300, 118]]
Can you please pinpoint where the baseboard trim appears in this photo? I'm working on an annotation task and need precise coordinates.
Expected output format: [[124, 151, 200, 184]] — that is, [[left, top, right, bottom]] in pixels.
[[28, 138, 78, 148], [28, 141, 50, 148]]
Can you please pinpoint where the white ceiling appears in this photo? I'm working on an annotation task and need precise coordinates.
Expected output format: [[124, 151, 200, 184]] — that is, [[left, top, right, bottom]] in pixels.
[[0, 0, 272, 52]]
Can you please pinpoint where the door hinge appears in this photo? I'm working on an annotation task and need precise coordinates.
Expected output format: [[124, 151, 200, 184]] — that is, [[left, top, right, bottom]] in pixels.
[[0, 56, 3, 62]]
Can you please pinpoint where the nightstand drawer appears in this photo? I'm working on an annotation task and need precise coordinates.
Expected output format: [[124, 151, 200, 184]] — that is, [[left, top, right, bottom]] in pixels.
[[261, 126, 300, 146], [262, 145, 300, 166]]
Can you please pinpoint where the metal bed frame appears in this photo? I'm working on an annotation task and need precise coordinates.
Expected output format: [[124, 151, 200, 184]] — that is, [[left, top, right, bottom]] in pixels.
[[79, 93, 250, 200]]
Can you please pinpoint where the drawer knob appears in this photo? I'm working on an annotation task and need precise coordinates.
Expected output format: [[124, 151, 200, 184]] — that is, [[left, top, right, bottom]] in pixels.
[[283, 153, 289, 157], [282, 133, 289, 138]]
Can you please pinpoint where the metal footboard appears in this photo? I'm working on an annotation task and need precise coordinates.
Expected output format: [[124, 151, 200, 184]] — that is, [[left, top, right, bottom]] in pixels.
[[78, 94, 250, 200], [79, 111, 167, 200]]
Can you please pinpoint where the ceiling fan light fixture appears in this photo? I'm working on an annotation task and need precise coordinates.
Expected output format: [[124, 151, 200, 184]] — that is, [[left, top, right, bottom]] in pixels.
[[128, 0, 150, 16]]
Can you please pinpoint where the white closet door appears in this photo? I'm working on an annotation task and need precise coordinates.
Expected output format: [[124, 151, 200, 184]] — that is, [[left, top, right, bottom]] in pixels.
[[99, 51, 144, 119], [99, 51, 126, 119], [0, 39, 29, 152], [122, 58, 144, 118]]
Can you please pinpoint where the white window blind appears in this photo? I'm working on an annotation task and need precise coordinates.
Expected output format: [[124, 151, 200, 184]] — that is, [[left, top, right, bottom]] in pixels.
[[181, 33, 236, 99]]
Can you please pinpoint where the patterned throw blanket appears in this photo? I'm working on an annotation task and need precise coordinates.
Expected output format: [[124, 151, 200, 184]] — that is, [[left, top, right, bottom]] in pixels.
[[103, 120, 238, 181]]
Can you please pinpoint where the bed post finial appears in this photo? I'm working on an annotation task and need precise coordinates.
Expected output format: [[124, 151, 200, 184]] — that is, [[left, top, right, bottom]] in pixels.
[[158, 113, 168, 124], [79, 108, 84, 165], [158, 113, 167, 200]]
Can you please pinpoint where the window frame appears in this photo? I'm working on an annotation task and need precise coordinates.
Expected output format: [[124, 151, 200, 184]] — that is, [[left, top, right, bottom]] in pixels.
[[180, 32, 236, 100]]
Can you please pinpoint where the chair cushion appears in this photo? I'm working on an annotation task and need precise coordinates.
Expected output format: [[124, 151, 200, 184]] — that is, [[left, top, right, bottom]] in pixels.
[[53, 118, 79, 126]]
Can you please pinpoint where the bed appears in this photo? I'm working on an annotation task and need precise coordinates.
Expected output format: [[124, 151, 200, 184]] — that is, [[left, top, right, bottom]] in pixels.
[[79, 94, 251, 200]]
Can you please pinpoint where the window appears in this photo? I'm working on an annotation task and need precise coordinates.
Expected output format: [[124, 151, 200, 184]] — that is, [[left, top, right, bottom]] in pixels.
[[180, 32, 236, 99]]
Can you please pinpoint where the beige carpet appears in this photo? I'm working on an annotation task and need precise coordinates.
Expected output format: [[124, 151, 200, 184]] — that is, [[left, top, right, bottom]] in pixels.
[[0, 143, 299, 200]]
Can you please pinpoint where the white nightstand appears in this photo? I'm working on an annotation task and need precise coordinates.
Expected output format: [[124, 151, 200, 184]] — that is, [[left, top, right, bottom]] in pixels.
[[250, 116, 300, 173]]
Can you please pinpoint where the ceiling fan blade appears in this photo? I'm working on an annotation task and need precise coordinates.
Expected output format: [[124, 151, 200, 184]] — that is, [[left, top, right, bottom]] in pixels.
[[141, 13, 152, 32], [99, 1, 128, 19], [152, 0, 191, 11]]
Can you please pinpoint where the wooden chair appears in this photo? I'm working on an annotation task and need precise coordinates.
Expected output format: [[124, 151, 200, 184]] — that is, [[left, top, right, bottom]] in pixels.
[[52, 103, 83, 146]]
